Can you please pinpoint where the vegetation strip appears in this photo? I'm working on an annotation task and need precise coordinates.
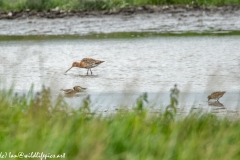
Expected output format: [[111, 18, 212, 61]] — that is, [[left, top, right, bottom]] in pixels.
[[1, 0, 240, 11], [0, 1, 240, 19], [1, 31, 240, 41], [1, 86, 240, 159]]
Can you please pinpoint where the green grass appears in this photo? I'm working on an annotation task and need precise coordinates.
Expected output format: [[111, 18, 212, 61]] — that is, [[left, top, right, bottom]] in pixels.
[[1, 31, 240, 42], [0, 0, 240, 11], [1, 86, 240, 159]]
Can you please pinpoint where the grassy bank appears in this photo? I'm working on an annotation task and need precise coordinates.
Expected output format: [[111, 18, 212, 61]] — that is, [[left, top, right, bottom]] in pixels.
[[1, 86, 240, 159], [1, 31, 240, 41], [0, 0, 240, 11]]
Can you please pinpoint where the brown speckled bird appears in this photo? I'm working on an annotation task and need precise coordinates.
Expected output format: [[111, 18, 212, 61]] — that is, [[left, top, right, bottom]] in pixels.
[[74, 86, 87, 92], [208, 91, 226, 102], [60, 86, 87, 94], [65, 58, 104, 75]]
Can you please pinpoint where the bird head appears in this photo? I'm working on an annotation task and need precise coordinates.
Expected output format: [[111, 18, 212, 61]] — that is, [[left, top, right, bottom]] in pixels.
[[65, 62, 79, 73], [72, 62, 79, 67], [207, 95, 211, 101]]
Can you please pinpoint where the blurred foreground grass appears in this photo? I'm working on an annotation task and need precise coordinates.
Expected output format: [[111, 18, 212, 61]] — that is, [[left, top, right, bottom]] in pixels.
[[1, 0, 240, 11], [1, 86, 240, 160]]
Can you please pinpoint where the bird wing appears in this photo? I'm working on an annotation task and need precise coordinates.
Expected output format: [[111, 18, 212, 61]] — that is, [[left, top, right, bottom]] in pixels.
[[81, 58, 95, 63], [211, 92, 219, 97], [211, 91, 226, 98]]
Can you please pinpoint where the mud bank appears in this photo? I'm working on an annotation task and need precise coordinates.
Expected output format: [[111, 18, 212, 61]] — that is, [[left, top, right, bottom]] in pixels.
[[1, 5, 240, 19], [1, 5, 240, 35]]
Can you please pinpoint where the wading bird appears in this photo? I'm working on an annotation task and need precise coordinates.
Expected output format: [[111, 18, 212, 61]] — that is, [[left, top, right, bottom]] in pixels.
[[60, 86, 87, 95], [65, 58, 104, 75], [74, 86, 87, 92], [208, 91, 226, 102]]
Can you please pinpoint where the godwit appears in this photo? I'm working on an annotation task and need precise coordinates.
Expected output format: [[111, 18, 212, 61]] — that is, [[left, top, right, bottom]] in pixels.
[[208, 91, 226, 102], [60, 86, 87, 94], [65, 58, 104, 75]]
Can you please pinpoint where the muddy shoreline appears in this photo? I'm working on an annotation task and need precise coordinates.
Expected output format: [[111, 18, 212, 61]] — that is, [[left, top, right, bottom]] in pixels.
[[1, 5, 240, 36], [1, 5, 240, 19]]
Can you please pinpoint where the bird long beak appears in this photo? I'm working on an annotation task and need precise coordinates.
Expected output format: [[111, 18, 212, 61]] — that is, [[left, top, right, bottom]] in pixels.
[[65, 66, 73, 73]]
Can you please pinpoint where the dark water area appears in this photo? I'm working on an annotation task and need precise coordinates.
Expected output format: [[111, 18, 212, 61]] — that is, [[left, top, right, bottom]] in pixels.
[[62, 91, 240, 111], [9, 89, 240, 117]]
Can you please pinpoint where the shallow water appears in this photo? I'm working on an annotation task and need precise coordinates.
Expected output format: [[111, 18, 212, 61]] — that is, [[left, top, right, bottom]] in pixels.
[[1, 35, 240, 112]]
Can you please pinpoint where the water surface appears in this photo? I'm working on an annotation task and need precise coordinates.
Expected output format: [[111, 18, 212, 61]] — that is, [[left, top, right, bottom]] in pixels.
[[1, 35, 240, 112]]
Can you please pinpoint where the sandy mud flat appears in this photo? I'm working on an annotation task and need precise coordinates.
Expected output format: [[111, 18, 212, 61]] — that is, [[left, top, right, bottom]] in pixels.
[[0, 5, 240, 35]]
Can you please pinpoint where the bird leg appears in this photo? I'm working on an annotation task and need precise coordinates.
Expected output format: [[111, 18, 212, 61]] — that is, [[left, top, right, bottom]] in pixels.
[[90, 69, 92, 75], [87, 69, 89, 75]]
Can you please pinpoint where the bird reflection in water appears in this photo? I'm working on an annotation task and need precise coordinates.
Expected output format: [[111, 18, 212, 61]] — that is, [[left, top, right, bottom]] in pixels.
[[208, 101, 226, 114], [208, 101, 225, 108]]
